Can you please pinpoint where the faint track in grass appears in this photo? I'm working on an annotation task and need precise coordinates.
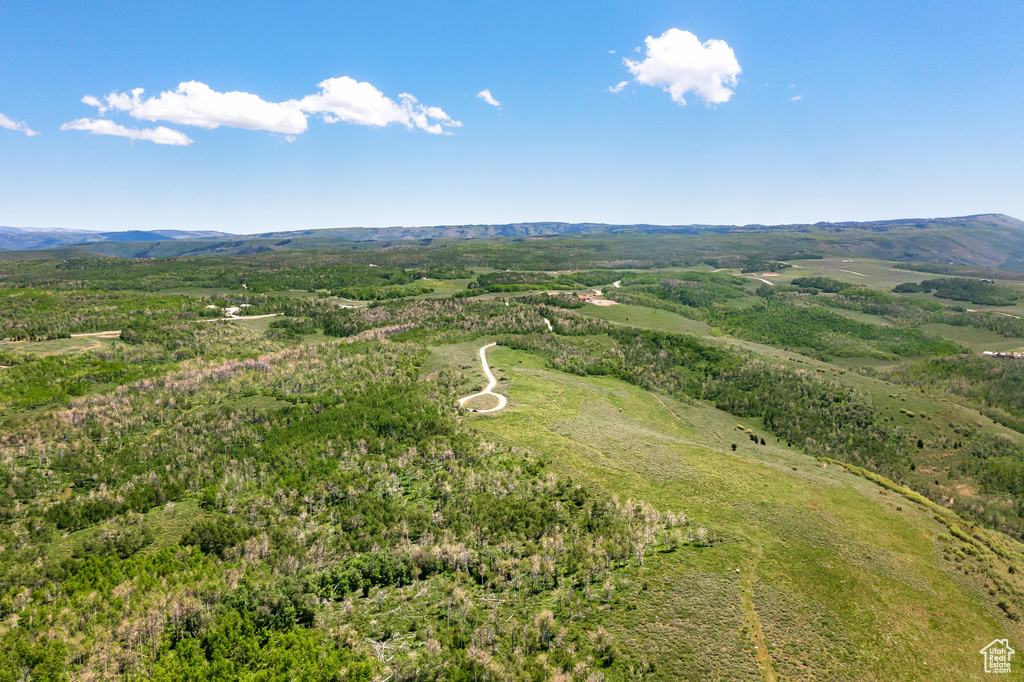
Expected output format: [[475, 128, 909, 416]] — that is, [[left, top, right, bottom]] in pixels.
[[739, 549, 777, 682], [650, 392, 680, 420]]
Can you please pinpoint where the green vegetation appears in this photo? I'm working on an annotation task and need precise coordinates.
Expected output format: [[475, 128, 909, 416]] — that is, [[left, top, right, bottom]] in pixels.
[[880, 355, 1024, 433], [335, 283, 435, 300], [0, 353, 151, 409], [790, 276, 850, 293], [893, 261, 1024, 282], [628, 272, 746, 308], [2, 227, 1024, 680], [894, 277, 1021, 306], [712, 299, 964, 360]]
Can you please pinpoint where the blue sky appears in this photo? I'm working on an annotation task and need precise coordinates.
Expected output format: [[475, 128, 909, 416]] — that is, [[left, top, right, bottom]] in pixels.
[[1, 1, 1022, 233]]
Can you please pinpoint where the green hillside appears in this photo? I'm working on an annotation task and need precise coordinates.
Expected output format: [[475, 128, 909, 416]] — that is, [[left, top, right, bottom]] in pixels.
[[8, 214, 1024, 273], [2, 234, 1024, 680]]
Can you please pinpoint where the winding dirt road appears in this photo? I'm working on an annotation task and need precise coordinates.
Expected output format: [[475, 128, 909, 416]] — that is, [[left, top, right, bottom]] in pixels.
[[457, 342, 507, 413]]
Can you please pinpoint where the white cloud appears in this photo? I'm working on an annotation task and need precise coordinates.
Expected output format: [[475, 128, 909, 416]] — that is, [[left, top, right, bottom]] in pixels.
[[298, 77, 460, 134], [624, 28, 741, 106], [72, 76, 459, 144], [60, 118, 193, 146], [92, 82, 308, 134], [0, 112, 39, 136], [81, 95, 109, 113], [791, 94, 802, 102], [609, 81, 628, 93], [476, 89, 501, 107]]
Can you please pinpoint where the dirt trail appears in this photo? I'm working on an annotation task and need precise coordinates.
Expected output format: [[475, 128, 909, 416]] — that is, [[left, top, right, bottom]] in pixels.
[[67, 331, 121, 352], [749, 277, 775, 286], [457, 342, 507, 413], [839, 269, 867, 277], [739, 550, 777, 682], [69, 330, 121, 337], [612, 280, 621, 288], [650, 392, 680, 420], [204, 313, 284, 322]]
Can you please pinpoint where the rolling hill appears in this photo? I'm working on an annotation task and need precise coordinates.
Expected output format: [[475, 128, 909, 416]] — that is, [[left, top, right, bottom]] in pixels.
[[4, 214, 1024, 272]]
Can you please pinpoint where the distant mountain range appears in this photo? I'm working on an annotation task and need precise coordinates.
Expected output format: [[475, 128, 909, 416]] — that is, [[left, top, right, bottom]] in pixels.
[[2, 214, 1023, 271], [0, 226, 230, 251]]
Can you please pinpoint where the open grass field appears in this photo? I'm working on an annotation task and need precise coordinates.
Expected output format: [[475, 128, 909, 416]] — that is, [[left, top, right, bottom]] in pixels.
[[783, 258, 930, 288], [0, 334, 121, 356], [920, 323, 1024, 353], [782, 258, 1024, 317], [432, 342, 1024, 680], [219, 315, 276, 335], [577, 303, 713, 337], [412, 277, 477, 299]]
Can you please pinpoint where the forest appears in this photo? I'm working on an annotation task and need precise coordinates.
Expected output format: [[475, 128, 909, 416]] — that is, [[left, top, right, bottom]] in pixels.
[[2, 238, 1024, 680], [893, 277, 1021, 306]]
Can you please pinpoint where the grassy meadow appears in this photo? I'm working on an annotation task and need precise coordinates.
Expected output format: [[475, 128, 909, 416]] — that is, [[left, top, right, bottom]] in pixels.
[[446, 345, 1021, 680]]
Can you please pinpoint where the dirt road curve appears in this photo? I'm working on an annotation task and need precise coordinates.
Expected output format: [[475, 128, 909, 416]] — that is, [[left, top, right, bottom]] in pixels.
[[457, 342, 507, 413]]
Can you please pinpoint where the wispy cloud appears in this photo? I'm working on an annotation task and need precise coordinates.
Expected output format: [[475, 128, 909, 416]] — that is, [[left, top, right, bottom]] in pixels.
[[791, 94, 802, 102], [0, 111, 39, 136], [624, 28, 741, 106], [60, 118, 193, 145], [476, 89, 501, 107], [608, 81, 628, 93]]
